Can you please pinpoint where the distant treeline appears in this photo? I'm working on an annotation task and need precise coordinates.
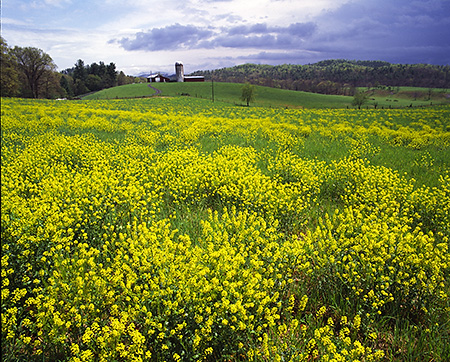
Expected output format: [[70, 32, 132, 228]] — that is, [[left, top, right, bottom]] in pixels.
[[1, 36, 138, 99], [61, 60, 138, 97], [192, 60, 450, 95]]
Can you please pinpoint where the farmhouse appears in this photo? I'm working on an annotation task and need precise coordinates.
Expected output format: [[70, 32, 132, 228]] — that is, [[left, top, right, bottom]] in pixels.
[[147, 74, 170, 83]]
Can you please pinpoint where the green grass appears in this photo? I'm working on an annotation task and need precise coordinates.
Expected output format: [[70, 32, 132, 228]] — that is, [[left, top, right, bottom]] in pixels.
[[358, 86, 450, 108], [154, 82, 354, 108], [84, 82, 450, 109], [82, 83, 157, 100], [83, 82, 354, 108]]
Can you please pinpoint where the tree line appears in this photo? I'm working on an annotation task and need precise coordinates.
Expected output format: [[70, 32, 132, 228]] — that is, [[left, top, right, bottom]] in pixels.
[[1, 37, 136, 99], [60, 60, 138, 97], [192, 60, 450, 95]]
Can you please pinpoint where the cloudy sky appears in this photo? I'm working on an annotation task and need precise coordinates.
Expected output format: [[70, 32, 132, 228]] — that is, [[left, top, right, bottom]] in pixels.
[[2, 0, 450, 75]]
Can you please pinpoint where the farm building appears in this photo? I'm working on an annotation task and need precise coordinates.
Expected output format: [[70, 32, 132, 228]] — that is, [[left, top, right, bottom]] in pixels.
[[147, 74, 170, 83], [175, 62, 184, 82], [184, 76, 205, 82], [175, 62, 205, 82]]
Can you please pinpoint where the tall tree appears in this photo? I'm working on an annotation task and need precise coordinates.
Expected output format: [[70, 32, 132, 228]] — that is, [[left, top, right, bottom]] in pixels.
[[98, 61, 107, 79], [0, 37, 20, 97], [40, 70, 64, 99], [118, 71, 131, 86], [74, 79, 89, 96], [9, 46, 56, 98], [86, 74, 103, 91], [60, 74, 73, 98], [73, 59, 87, 82], [105, 62, 117, 88]]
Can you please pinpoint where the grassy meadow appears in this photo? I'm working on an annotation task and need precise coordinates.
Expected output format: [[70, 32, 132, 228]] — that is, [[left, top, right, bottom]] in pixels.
[[82, 83, 158, 100], [83, 82, 449, 109], [1, 96, 450, 362], [83, 82, 353, 108]]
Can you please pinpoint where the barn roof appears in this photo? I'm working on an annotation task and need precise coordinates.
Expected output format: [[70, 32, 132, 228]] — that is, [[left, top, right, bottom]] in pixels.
[[147, 73, 169, 79]]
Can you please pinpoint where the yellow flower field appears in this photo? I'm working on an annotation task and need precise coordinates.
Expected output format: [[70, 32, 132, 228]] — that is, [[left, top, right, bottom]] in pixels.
[[1, 97, 449, 361]]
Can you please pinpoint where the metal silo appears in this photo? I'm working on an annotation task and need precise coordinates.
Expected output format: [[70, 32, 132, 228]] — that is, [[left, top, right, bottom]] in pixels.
[[175, 62, 184, 82]]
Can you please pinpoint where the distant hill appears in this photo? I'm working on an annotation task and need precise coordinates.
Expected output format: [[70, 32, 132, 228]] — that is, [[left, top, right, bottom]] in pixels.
[[191, 60, 450, 96]]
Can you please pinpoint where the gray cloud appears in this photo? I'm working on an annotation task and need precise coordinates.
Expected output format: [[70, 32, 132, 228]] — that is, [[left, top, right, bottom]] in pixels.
[[118, 23, 213, 51], [284, 22, 317, 37], [115, 0, 449, 66], [213, 13, 242, 23], [229, 0, 450, 65], [208, 21, 316, 49], [235, 50, 322, 64], [227, 23, 270, 35], [225, 22, 316, 37], [117, 21, 317, 51], [308, 0, 450, 64], [213, 34, 287, 48]]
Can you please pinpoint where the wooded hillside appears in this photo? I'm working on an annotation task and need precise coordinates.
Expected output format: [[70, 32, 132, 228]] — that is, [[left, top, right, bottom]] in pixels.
[[192, 60, 449, 95]]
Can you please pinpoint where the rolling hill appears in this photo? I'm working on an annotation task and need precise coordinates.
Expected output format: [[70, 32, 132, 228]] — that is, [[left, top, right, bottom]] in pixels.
[[191, 60, 450, 93], [82, 82, 448, 109]]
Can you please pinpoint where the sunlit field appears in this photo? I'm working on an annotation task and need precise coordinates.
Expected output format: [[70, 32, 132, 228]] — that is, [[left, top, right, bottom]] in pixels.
[[2, 97, 449, 361]]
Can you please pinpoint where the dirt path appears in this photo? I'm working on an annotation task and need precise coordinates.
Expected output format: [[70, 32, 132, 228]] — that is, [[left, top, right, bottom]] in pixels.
[[147, 84, 162, 96]]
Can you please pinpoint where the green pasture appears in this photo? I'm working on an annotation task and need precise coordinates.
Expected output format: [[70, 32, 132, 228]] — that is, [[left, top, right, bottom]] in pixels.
[[83, 82, 354, 108], [82, 83, 157, 99], [359, 86, 449, 108], [83, 82, 449, 109], [152, 82, 355, 108]]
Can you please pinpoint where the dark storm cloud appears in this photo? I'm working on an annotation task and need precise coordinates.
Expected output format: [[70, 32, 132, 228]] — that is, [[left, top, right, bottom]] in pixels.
[[310, 0, 450, 64], [118, 23, 213, 51], [210, 0, 450, 65]]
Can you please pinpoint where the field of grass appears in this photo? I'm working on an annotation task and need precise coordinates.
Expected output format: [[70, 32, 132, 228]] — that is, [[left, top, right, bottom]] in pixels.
[[361, 87, 450, 108], [153, 82, 357, 108], [83, 83, 158, 99], [84, 82, 354, 108], [84, 82, 449, 109], [2, 96, 450, 362]]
